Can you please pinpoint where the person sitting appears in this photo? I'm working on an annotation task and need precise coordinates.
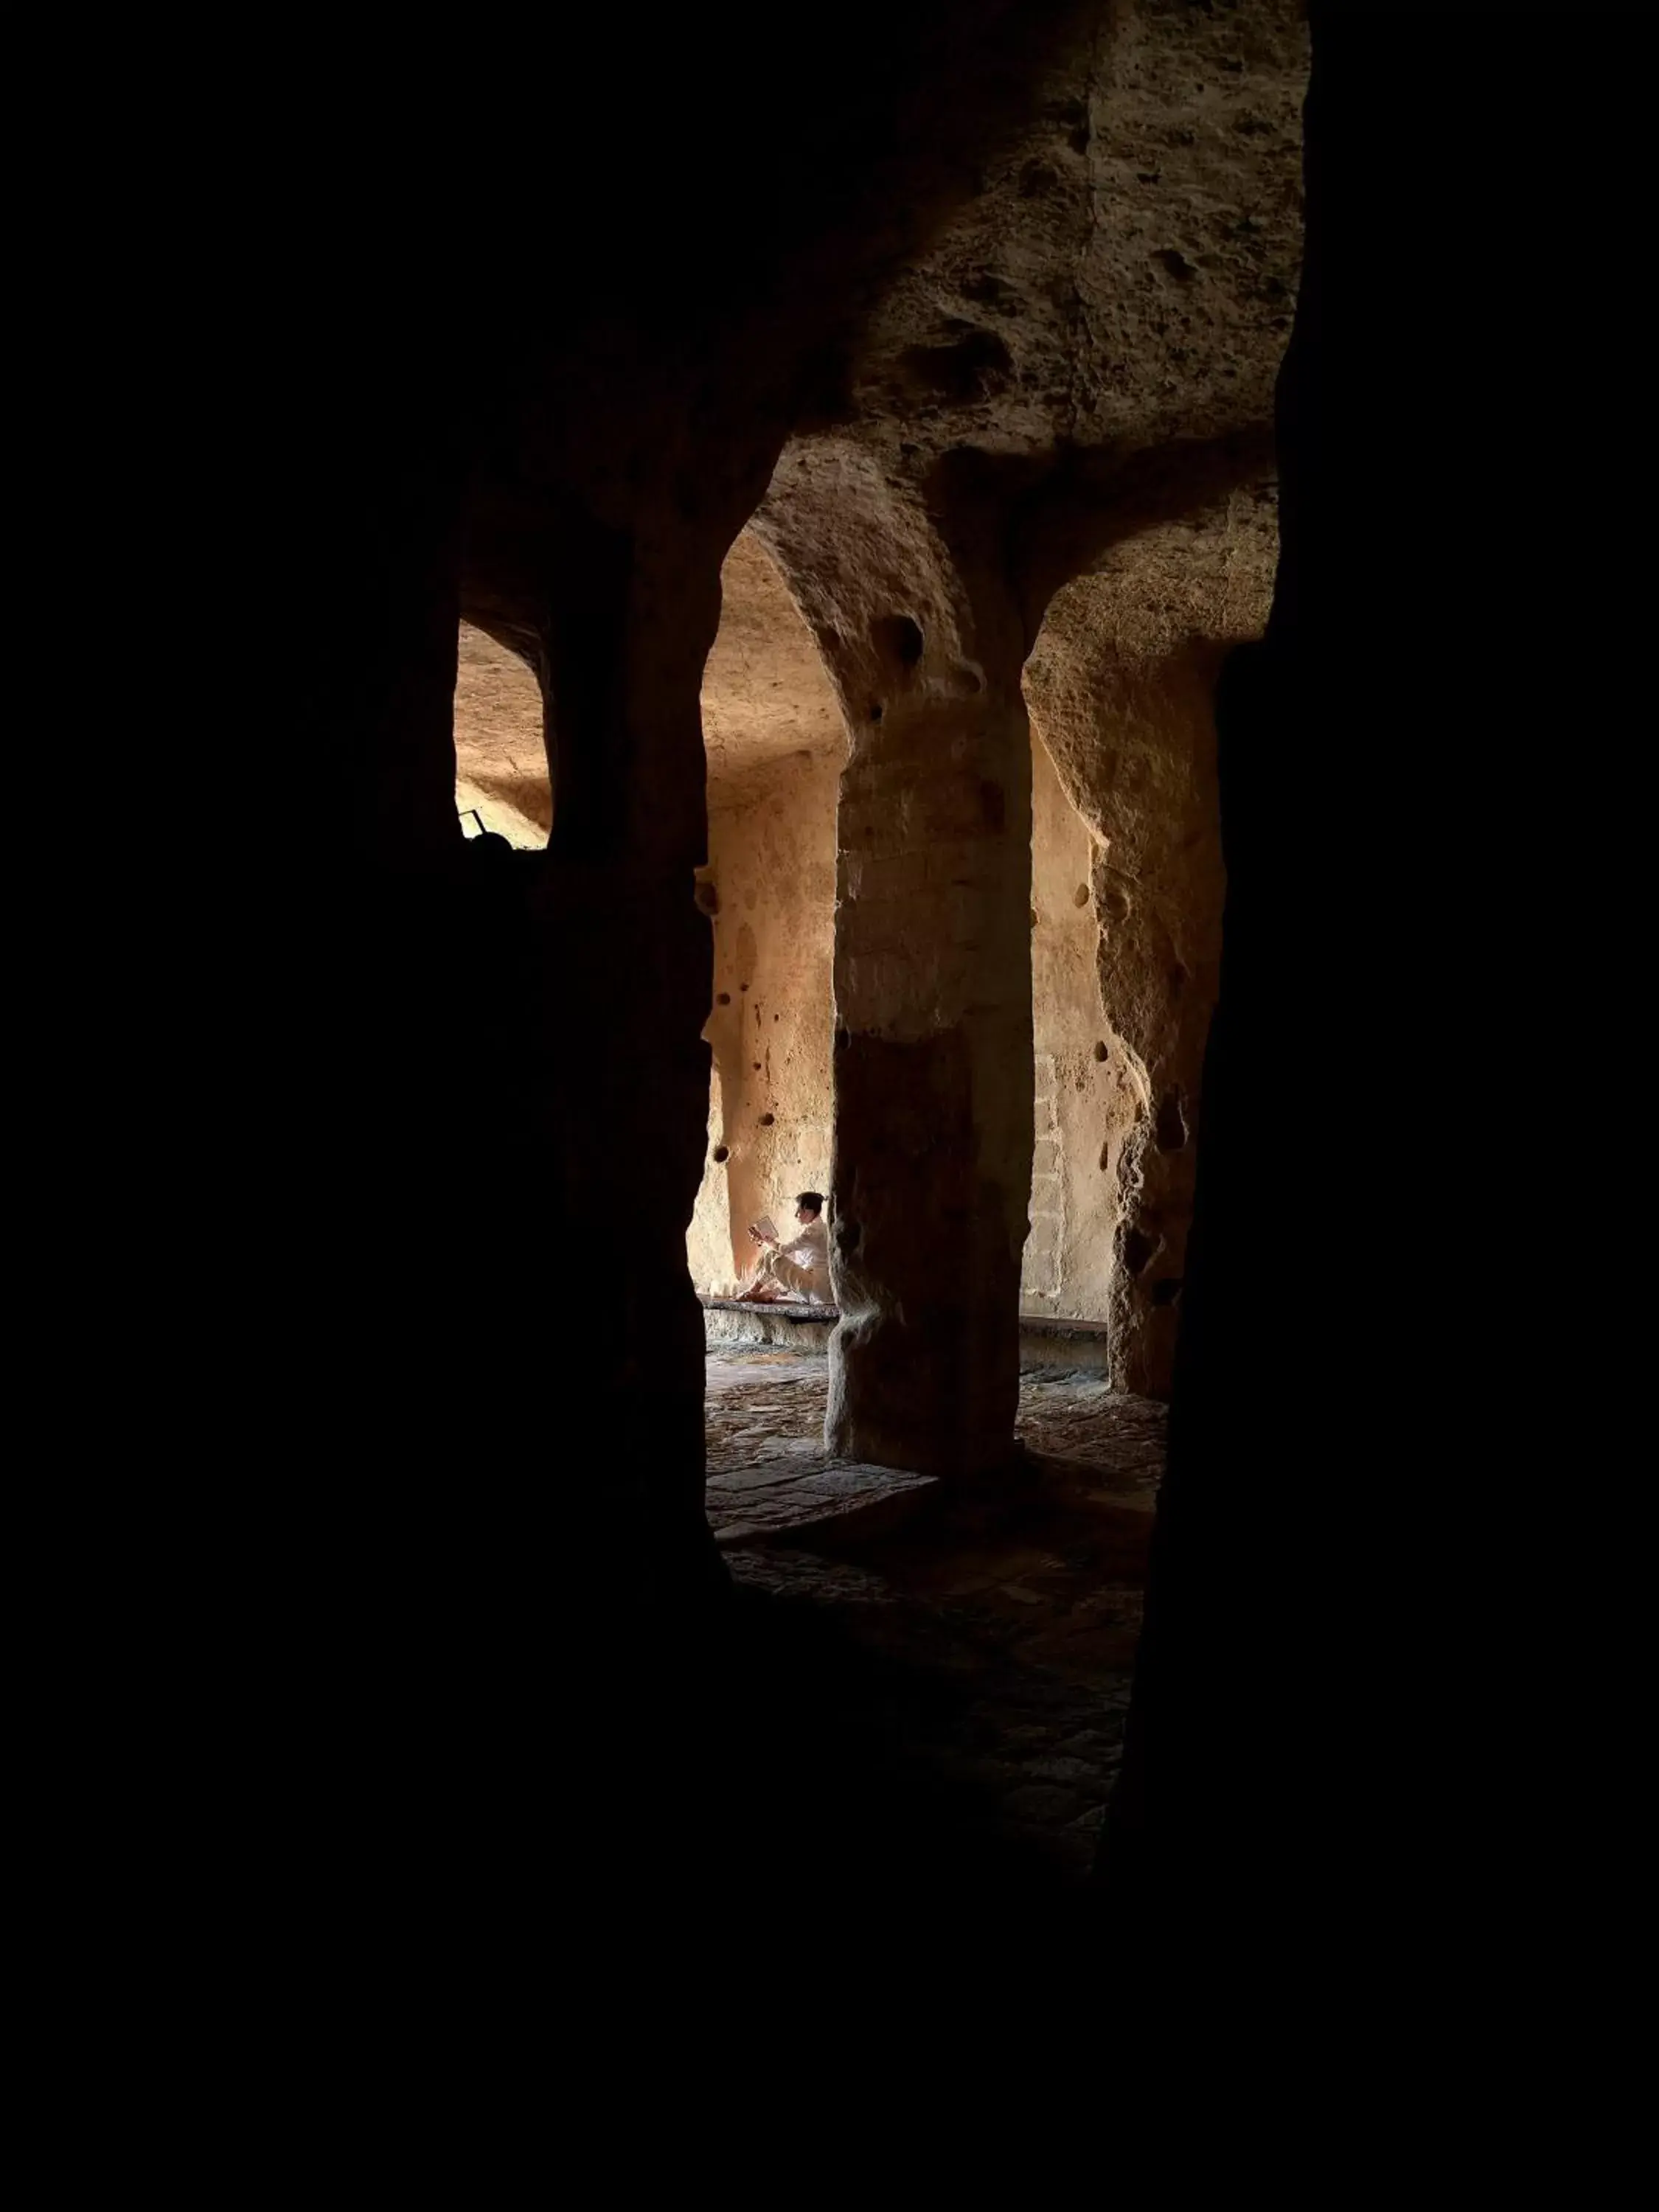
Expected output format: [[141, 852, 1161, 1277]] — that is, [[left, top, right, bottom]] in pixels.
[[739, 1191, 832, 1304]]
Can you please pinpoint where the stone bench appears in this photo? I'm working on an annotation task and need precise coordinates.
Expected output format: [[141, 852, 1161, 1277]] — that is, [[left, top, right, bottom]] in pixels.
[[699, 1295, 1112, 1374], [701, 1295, 838, 1351]]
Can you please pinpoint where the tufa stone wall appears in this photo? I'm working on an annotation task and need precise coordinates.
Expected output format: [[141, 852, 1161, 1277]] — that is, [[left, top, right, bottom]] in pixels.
[[451, 493, 1273, 1410], [1026, 728, 1120, 1325], [687, 712, 1192, 1358], [1023, 495, 1277, 1394], [687, 747, 843, 1293]]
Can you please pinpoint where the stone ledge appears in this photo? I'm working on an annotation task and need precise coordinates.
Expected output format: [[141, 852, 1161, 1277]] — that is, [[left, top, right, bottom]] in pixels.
[[702, 1295, 838, 1323], [699, 1296, 1112, 1373], [702, 1298, 838, 1351]]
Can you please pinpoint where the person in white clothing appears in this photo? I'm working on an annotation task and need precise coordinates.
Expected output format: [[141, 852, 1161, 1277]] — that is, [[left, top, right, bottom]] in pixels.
[[739, 1191, 832, 1304]]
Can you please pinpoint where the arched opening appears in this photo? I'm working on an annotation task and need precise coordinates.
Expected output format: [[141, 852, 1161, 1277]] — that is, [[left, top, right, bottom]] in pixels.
[[453, 622, 550, 846], [686, 529, 846, 1300]]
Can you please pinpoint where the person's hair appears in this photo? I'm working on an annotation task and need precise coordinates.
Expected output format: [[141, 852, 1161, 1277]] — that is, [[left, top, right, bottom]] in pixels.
[[796, 1191, 824, 1216]]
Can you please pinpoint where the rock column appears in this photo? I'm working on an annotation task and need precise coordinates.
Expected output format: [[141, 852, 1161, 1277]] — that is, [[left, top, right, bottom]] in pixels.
[[530, 516, 729, 1592], [828, 655, 1034, 1474], [757, 455, 1036, 1478]]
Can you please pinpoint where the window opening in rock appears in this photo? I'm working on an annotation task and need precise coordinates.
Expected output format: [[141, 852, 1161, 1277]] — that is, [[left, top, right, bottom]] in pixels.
[[453, 621, 551, 847]]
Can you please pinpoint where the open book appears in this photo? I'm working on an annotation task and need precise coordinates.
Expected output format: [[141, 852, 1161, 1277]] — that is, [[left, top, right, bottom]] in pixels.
[[751, 1214, 779, 1242]]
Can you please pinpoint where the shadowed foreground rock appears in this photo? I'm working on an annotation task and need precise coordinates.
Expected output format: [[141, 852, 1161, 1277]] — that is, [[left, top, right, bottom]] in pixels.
[[229, 0, 1647, 2043]]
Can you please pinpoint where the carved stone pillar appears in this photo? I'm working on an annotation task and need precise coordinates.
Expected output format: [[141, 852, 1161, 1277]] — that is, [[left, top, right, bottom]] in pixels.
[[529, 516, 729, 1587], [759, 451, 1034, 1476]]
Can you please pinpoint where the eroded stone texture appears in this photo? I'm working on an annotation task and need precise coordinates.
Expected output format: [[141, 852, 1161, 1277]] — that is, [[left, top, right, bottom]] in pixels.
[[689, 745, 844, 1292], [828, 669, 1035, 1474], [687, 534, 846, 1293], [723, 1, 1306, 1443], [691, 569, 1129, 1332], [447, 0, 1307, 1552], [700, 533, 847, 782], [1026, 728, 1116, 1322], [757, 451, 1036, 1477], [264, 0, 1340, 1987], [1025, 493, 1279, 1393], [836, 0, 1303, 470]]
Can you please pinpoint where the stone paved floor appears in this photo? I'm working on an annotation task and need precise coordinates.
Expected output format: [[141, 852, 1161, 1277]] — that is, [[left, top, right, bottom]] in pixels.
[[703, 1350, 1164, 1885], [705, 1354, 936, 1545]]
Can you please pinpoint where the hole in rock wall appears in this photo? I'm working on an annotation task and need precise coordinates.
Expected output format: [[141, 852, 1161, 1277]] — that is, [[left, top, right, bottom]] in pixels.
[[872, 613, 925, 675]]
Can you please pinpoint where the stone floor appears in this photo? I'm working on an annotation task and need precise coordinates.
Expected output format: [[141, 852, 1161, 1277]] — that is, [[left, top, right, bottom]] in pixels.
[[706, 1354, 937, 1545], [703, 1349, 1164, 1887]]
